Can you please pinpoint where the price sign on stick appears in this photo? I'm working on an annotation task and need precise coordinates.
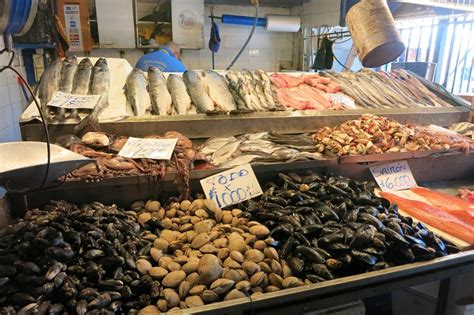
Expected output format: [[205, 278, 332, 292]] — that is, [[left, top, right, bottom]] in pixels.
[[118, 137, 178, 160], [200, 164, 263, 208], [47, 91, 101, 109], [370, 160, 417, 192]]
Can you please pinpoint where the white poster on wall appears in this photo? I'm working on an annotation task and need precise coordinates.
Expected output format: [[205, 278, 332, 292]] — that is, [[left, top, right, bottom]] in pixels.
[[64, 4, 83, 51]]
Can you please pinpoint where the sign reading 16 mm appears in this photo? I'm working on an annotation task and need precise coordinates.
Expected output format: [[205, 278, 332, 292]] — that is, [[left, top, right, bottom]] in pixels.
[[200, 164, 263, 208]]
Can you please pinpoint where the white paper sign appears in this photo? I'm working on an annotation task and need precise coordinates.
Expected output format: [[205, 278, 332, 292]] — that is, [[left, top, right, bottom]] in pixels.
[[370, 160, 417, 192], [118, 137, 178, 160], [329, 93, 356, 109], [200, 164, 263, 208], [47, 91, 101, 109]]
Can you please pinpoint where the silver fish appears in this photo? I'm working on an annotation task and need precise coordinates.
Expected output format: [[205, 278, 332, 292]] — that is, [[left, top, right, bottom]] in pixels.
[[74, 58, 110, 133], [148, 67, 173, 115], [226, 70, 252, 111], [38, 58, 62, 115], [59, 55, 78, 93], [168, 74, 193, 115], [219, 153, 277, 168], [199, 137, 238, 156], [72, 58, 93, 95], [183, 70, 215, 113], [200, 71, 237, 112], [55, 55, 78, 120], [211, 139, 242, 165], [126, 69, 151, 116], [70, 58, 93, 120]]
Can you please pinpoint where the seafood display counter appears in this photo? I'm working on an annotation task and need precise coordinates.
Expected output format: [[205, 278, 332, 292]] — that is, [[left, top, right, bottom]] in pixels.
[[7, 56, 474, 314], [20, 107, 470, 141]]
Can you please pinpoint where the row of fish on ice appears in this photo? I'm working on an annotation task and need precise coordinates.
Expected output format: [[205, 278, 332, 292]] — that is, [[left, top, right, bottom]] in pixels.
[[124, 68, 285, 116]]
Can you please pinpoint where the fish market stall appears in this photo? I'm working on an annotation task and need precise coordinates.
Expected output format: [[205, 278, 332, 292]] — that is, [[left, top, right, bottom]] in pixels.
[[19, 56, 471, 141]]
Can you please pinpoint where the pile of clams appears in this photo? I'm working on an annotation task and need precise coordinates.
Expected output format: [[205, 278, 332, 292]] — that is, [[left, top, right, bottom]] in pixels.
[[135, 199, 303, 314]]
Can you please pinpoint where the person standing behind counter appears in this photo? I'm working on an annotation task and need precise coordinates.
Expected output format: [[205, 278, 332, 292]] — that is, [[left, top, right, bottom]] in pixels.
[[135, 41, 187, 72]]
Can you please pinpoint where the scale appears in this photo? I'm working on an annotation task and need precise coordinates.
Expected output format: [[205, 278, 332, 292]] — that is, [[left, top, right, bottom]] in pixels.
[[0, 142, 90, 191], [0, 1, 89, 192]]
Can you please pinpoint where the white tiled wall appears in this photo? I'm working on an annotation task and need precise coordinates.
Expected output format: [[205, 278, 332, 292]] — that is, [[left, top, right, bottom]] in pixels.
[[76, 4, 295, 72], [291, 0, 341, 27], [0, 36, 28, 143]]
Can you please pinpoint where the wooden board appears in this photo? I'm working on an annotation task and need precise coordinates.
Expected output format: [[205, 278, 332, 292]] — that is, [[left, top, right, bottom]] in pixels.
[[378, 189, 472, 250]]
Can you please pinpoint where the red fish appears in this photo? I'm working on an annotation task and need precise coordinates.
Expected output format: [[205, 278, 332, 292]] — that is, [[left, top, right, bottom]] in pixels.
[[410, 187, 474, 225], [380, 192, 474, 244]]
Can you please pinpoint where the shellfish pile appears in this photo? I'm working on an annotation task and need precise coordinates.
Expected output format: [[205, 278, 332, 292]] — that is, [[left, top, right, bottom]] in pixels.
[[312, 114, 473, 156], [135, 199, 302, 313], [247, 172, 458, 282], [0, 201, 152, 314]]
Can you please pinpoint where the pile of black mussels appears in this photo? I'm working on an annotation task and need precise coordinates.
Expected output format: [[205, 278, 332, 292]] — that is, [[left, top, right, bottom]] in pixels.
[[245, 172, 459, 282], [0, 201, 162, 314]]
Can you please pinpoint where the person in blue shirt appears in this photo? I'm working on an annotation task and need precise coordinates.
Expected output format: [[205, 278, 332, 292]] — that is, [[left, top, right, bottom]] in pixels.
[[135, 41, 187, 72]]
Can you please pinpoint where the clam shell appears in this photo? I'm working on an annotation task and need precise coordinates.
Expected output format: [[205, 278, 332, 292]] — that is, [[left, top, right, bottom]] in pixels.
[[249, 271, 265, 287], [230, 251, 245, 263], [224, 289, 246, 301], [136, 259, 152, 275], [242, 261, 261, 275], [223, 269, 241, 282], [249, 225, 270, 238], [194, 220, 213, 234], [150, 248, 163, 263], [217, 248, 230, 260], [282, 276, 303, 288], [162, 288, 180, 308], [268, 273, 283, 288], [182, 261, 199, 274], [138, 305, 160, 315], [263, 247, 279, 260], [210, 278, 235, 295], [201, 290, 220, 303], [180, 200, 191, 211], [189, 284, 206, 296], [235, 280, 251, 292], [253, 240, 267, 250], [178, 281, 191, 299], [223, 257, 241, 269], [149, 267, 168, 280], [145, 200, 161, 212], [167, 262, 181, 272], [185, 295, 204, 308], [244, 249, 265, 263], [191, 233, 210, 249], [228, 239, 247, 253], [153, 238, 169, 253], [162, 270, 186, 288], [157, 299, 168, 313]]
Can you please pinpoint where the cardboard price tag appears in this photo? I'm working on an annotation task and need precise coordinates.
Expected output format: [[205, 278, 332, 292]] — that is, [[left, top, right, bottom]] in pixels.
[[200, 164, 263, 208], [370, 160, 417, 192], [118, 137, 178, 160], [47, 91, 102, 109]]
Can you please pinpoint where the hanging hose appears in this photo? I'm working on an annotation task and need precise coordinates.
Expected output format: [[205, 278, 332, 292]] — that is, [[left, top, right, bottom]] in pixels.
[[225, 0, 259, 70]]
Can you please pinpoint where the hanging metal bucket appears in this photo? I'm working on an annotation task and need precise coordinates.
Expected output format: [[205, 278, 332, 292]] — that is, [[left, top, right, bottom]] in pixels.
[[345, 0, 405, 67]]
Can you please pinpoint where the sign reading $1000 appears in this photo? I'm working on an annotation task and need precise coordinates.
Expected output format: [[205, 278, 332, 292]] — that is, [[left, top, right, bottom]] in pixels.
[[200, 164, 263, 208]]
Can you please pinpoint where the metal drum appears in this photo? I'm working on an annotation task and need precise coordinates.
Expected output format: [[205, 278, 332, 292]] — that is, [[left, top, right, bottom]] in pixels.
[[345, 0, 405, 68]]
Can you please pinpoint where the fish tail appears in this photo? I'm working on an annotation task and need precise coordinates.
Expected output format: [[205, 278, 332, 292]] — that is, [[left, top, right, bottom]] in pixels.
[[74, 112, 100, 135]]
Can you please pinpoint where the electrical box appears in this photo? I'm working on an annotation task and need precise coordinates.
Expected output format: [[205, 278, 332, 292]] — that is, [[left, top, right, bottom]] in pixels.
[[96, 0, 136, 49], [171, 0, 204, 49]]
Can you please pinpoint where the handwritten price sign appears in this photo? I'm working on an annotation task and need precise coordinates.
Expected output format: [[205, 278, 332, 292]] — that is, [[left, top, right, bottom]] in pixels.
[[200, 164, 263, 208], [370, 160, 417, 192], [47, 91, 101, 109], [118, 137, 178, 160]]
